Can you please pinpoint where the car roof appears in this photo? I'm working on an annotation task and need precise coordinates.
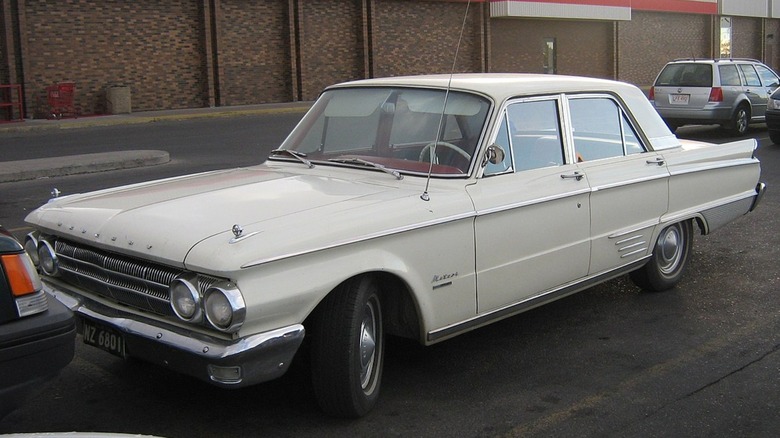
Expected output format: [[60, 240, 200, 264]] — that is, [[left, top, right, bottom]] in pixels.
[[326, 73, 640, 104], [326, 73, 681, 151]]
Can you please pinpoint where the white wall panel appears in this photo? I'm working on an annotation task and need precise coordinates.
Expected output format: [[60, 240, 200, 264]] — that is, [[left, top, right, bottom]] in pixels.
[[490, 1, 631, 21], [720, 0, 769, 17]]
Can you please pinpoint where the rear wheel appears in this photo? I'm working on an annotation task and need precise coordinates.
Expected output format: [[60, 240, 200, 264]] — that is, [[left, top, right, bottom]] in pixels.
[[727, 105, 750, 136], [630, 221, 693, 292], [310, 276, 384, 418]]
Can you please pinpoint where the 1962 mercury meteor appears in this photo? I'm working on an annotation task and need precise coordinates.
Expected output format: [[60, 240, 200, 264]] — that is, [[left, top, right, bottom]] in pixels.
[[23, 74, 765, 417]]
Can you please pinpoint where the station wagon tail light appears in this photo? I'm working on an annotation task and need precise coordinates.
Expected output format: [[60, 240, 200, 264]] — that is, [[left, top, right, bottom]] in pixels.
[[648, 87, 655, 101], [1, 252, 43, 297], [708, 87, 723, 102]]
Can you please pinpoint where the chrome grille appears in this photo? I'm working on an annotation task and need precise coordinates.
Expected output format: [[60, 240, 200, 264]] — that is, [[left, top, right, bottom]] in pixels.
[[53, 239, 217, 317]]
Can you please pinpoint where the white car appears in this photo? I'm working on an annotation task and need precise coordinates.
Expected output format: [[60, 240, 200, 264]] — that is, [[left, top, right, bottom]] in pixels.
[[23, 74, 765, 417]]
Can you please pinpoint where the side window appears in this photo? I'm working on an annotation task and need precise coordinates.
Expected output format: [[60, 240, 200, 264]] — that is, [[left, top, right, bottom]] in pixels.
[[739, 64, 762, 87], [718, 65, 741, 86], [506, 100, 563, 171], [569, 97, 645, 161], [755, 65, 780, 87]]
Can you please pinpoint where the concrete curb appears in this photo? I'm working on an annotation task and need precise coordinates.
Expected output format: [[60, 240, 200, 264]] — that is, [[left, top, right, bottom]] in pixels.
[[0, 150, 170, 183], [0, 102, 311, 134]]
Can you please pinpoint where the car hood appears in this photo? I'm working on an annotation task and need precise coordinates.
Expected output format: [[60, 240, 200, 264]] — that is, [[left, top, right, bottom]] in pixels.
[[25, 164, 472, 272]]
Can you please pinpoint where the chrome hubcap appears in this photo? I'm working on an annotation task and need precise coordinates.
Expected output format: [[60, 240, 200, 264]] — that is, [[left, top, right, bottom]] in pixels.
[[658, 225, 683, 275], [359, 301, 377, 389]]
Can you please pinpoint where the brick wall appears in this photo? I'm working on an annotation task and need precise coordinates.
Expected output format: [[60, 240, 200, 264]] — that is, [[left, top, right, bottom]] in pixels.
[[298, 0, 364, 100], [731, 16, 763, 61], [218, 0, 292, 105], [490, 18, 613, 79], [0, 3, 8, 84], [372, 0, 483, 77], [22, 0, 206, 117], [4, 1, 779, 116], [617, 11, 711, 88]]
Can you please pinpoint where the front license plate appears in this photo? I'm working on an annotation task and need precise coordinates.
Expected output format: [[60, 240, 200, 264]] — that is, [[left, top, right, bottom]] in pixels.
[[670, 94, 690, 105], [82, 318, 126, 358]]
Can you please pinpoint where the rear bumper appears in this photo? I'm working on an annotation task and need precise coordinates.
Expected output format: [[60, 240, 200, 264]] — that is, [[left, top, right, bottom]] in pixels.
[[751, 182, 767, 213], [46, 279, 305, 389], [654, 106, 734, 125]]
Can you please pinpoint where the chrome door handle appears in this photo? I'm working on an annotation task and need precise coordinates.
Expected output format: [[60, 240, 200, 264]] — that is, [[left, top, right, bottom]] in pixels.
[[646, 157, 665, 166], [560, 171, 584, 181]]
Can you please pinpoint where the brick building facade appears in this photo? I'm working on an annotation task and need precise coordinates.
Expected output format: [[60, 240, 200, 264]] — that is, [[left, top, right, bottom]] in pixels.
[[1, 0, 779, 119]]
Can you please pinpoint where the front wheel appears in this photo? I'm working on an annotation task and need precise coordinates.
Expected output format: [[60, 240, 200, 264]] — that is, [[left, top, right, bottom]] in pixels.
[[630, 221, 693, 292], [310, 276, 384, 418]]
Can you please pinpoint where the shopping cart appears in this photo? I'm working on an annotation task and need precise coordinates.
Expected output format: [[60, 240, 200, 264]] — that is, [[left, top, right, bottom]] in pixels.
[[46, 82, 77, 119]]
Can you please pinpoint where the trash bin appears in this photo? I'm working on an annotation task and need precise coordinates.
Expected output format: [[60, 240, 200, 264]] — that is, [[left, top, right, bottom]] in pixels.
[[106, 85, 131, 114]]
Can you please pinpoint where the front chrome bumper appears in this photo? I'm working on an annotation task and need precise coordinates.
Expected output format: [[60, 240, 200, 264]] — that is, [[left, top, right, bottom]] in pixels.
[[45, 279, 305, 388]]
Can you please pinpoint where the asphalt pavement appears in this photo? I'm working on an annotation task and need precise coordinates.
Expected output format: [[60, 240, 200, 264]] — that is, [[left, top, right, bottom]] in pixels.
[[0, 102, 311, 183]]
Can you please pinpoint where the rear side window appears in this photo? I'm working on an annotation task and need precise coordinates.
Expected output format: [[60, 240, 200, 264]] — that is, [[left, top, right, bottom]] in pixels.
[[718, 65, 741, 86], [739, 64, 762, 87], [656, 64, 712, 87], [569, 97, 646, 161]]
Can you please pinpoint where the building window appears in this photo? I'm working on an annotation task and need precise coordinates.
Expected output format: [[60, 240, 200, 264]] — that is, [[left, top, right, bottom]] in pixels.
[[720, 17, 732, 58], [543, 38, 557, 74]]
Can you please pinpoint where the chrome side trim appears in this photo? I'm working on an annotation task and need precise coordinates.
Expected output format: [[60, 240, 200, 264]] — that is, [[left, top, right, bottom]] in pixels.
[[590, 172, 668, 192], [427, 258, 648, 343], [667, 158, 757, 177], [242, 211, 476, 268], [474, 187, 591, 216]]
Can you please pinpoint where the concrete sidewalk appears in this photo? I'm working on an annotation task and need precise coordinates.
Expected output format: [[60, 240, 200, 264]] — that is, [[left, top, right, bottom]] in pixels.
[[0, 102, 311, 183]]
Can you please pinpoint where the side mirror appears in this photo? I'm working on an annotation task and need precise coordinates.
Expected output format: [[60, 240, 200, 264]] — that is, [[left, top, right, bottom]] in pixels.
[[484, 144, 506, 166]]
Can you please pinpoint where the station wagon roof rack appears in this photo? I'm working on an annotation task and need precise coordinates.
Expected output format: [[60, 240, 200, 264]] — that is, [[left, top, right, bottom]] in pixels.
[[671, 57, 762, 63]]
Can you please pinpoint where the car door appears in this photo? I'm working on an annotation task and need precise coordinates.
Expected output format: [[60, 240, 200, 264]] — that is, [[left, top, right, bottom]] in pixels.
[[566, 95, 670, 275], [755, 64, 780, 118], [738, 63, 767, 118], [467, 97, 591, 314]]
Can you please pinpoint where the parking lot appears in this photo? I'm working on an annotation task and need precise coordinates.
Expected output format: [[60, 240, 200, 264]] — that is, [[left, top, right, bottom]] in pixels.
[[0, 117, 778, 437]]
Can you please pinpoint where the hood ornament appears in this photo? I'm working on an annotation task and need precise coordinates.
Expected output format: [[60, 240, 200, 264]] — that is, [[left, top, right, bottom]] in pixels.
[[229, 223, 260, 244], [51, 188, 61, 198]]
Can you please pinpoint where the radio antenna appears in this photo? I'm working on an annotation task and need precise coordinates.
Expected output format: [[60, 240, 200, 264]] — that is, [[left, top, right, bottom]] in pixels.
[[421, 0, 472, 201]]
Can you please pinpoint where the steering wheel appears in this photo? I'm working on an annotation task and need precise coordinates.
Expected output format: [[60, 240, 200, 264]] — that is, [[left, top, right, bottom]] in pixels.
[[418, 141, 471, 163]]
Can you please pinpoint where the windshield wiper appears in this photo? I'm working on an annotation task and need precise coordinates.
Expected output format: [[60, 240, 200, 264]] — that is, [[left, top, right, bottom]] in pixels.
[[328, 157, 403, 180], [269, 149, 314, 168]]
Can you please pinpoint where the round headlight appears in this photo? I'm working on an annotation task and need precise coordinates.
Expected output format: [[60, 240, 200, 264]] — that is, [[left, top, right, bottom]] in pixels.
[[37, 240, 59, 276], [24, 234, 39, 266], [170, 275, 202, 322], [204, 282, 245, 333]]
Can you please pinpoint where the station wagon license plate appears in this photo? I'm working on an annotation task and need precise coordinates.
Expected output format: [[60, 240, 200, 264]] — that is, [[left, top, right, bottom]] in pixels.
[[82, 318, 126, 358], [669, 94, 690, 105]]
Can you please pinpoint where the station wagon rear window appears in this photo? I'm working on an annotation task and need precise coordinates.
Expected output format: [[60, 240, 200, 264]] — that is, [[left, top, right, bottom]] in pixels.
[[656, 64, 712, 87]]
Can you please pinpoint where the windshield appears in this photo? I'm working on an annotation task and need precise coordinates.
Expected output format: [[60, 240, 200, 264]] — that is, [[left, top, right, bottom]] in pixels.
[[274, 87, 491, 176]]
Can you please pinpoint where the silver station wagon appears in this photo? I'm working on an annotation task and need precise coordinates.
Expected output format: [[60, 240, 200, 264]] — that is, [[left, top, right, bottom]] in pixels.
[[24, 74, 765, 417], [651, 58, 780, 135]]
